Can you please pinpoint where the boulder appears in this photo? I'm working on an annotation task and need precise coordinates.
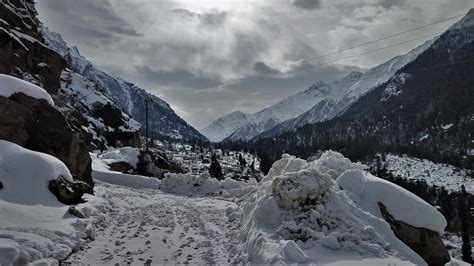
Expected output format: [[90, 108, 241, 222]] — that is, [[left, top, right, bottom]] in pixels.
[[0, 93, 93, 191], [378, 202, 450, 266], [49, 176, 91, 205]]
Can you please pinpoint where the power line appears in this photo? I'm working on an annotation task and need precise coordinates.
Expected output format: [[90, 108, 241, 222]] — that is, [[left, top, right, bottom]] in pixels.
[[169, 31, 442, 97], [170, 57, 474, 101], [187, 12, 466, 90]]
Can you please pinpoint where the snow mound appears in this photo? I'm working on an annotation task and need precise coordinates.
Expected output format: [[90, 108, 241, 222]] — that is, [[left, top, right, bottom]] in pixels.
[[100, 147, 140, 168], [161, 172, 256, 198], [0, 140, 94, 264], [91, 153, 159, 189], [229, 151, 444, 265], [0, 140, 72, 206], [272, 168, 334, 210], [0, 74, 54, 105], [337, 169, 447, 234]]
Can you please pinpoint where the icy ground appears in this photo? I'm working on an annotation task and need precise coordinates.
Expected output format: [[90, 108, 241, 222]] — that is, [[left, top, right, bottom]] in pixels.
[[66, 181, 237, 264]]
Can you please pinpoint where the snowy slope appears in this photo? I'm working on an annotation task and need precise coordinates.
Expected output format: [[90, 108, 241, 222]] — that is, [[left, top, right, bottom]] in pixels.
[[380, 154, 474, 194], [42, 27, 207, 142]]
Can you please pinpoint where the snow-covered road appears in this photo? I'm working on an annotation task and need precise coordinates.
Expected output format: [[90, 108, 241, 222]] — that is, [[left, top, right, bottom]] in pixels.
[[66, 182, 238, 264]]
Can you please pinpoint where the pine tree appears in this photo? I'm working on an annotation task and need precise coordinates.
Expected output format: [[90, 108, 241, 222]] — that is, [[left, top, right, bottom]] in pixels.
[[209, 153, 224, 180], [238, 154, 247, 169], [459, 185, 473, 264]]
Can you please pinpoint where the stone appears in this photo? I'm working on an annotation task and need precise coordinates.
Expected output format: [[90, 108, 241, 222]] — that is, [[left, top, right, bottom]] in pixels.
[[378, 202, 450, 266], [69, 206, 87, 219], [49, 176, 91, 205]]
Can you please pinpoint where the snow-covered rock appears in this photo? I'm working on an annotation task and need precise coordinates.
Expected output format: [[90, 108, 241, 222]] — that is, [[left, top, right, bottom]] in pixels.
[[337, 169, 447, 234], [0, 74, 54, 105], [0, 140, 94, 264]]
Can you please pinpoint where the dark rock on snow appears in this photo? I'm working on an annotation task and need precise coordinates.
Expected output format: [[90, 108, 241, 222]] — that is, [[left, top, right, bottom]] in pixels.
[[378, 202, 450, 266], [49, 176, 91, 205]]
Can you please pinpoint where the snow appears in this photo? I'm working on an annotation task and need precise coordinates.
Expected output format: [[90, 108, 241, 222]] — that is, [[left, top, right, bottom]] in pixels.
[[337, 169, 447, 234], [161, 172, 256, 198], [230, 151, 440, 265], [0, 144, 454, 264], [91, 153, 159, 189], [0, 140, 94, 264], [0, 74, 54, 105], [381, 154, 474, 194], [442, 123, 454, 130], [100, 147, 140, 168]]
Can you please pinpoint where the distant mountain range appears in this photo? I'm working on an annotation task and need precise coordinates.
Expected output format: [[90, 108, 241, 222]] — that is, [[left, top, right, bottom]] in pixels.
[[202, 36, 435, 142]]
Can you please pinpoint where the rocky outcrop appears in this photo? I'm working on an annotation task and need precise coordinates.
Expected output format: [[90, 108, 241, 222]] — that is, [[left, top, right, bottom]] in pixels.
[[0, 0, 65, 93], [0, 93, 93, 191], [378, 202, 450, 266], [48, 176, 91, 205]]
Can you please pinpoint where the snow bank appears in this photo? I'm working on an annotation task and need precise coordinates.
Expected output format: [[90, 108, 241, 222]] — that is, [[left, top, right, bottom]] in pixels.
[[100, 147, 140, 168], [229, 151, 443, 265], [0, 140, 94, 264], [0, 140, 72, 206], [337, 169, 447, 234], [0, 74, 54, 105], [161, 172, 256, 198], [91, 153, 159, 189]]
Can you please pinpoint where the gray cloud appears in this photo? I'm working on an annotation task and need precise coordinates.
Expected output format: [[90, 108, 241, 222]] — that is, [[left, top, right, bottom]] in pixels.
[[36, 0, 473, 128], [293, 0, 320, 10]]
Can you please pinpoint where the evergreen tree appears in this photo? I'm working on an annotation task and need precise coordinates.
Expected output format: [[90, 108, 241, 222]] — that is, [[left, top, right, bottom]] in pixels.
[[259, 153, 274, 175], [238, 154, 247, 169], [459, 185, 473, 264], [209, 153, 224, 180]]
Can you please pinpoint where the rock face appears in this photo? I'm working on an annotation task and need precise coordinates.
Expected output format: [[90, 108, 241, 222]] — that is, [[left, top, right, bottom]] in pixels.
[[0, 93, 93, 191], [378, 202, 450, 266], [0, 0, 65, 93], [48, 176, 91, 205]]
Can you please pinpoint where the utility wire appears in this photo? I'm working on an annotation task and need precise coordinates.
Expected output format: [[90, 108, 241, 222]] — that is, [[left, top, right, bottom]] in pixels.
[[171, 56, 474, 101], [169, 31, 442, 98], [186, 12, 466, 91]]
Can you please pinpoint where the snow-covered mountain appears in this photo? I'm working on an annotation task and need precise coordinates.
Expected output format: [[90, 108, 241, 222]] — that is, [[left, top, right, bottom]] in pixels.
[[202, 80, 350, 142], [42, 28, 207, 142], [203, 37, 434, 142], [256, 38, 435, 140]]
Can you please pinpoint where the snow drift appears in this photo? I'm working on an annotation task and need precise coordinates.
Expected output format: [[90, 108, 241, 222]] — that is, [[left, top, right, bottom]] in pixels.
[[0, 74, 54, 105], [0, 140, 94, 264], [229, 151, 448, 265]]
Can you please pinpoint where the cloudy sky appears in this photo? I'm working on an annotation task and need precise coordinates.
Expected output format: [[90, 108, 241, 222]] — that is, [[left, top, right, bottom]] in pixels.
[[37, 0, 472, 129]]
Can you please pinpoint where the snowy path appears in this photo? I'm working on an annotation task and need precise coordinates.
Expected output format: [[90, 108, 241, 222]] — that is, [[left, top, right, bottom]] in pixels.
[[66, 182, 237, 264]]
